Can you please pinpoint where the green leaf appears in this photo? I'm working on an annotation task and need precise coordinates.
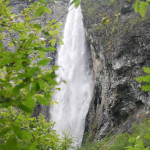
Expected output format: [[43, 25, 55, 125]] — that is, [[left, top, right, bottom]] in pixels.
[[34, 6, 51, 18], [13, 124, 32, 140], [15, 129, 32, 141], [49, 39, 56, 47], [52, 65, 59, 71], [37, 58, 50, 66], [0, 33, 4, 40], [75, 0, 80, 8], [136, 75, 150, 83], [39, 0, 46, 3], [33, 23, 42, 29], [139, 1, 147, 17], [70, 0, 80, 8], [28, 141, 38, 150], [34, 7, 44, 18], [125, 145, 134, 150], [36, 94, 49, 105], [47, 79, 58, 86], [13, 83, 25, 94], [22, 95, 36, 113], [0, 42, 3, 50], [134, 0, 148, 17], [0, 127, 11, 136], [145, 132, 150, 139], [0, 144, 5, 150], [47, 47, 56, 52], [43, 6, 51, 14], [101, 16, 110, 25], [6, 136, 17, 150], [128, 137, 136, 143], [0, 58, 12, 67], [141, 84, 150, 91], [134, 0, 139, 13], [18, 104, 32, 113], [143, 67, 150, 74]]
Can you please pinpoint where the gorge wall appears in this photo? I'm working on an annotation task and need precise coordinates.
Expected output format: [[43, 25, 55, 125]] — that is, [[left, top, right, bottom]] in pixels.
[[81, 0, 150, 142]]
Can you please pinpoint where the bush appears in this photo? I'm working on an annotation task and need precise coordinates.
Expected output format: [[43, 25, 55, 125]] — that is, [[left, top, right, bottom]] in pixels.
[[0, 0, 78, 149], [108, 133, 130, 150], [79, 120, 150, 150], [0, 107, 74, 150]]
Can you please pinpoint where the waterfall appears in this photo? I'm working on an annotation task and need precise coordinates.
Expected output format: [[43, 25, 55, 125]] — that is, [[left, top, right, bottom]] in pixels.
[[50, 1, 93, 147]]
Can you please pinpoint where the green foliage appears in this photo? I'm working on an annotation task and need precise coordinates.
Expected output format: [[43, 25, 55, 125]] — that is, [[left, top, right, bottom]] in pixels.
[[136, 67, 150, 91], [77, 142, 100, 150], [0, 107, 74, 150], [125, 136, 149, 150], [108, 133, 130, 150], [70, 0, 80, 8], [77, 134, 115, 150], [0, 0, 76, 149], [79, 120, 150, 150], [101, 16, 110, 25], [134, 0, 150, 17], [0, 0, 61, 113]]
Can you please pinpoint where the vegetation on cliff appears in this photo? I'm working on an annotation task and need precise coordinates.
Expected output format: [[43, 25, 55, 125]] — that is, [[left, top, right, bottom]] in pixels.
[[79, 119, 150, 150], [134, 0, 150, 17], [0, 107, 73, 150]]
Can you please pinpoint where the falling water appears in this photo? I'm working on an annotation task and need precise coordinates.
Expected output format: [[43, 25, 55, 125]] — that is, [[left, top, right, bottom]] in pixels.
[[50, 1, 93, 147]]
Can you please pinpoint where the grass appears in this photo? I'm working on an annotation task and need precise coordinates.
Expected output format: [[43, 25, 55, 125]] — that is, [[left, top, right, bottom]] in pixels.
[[78, 119, 150, 150]]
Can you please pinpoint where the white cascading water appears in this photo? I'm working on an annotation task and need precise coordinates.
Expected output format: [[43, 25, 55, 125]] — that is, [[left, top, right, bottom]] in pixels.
[[50, 1, 93, 147]]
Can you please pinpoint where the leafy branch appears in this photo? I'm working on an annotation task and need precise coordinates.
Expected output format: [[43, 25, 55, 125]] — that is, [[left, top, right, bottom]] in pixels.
[[0, 0, 75, 149], [134, 0, 150, 17]]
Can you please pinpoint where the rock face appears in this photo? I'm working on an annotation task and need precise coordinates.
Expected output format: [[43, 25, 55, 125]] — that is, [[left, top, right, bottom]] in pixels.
[[81, 0, 150, 142], [9, 0, 70, 119]]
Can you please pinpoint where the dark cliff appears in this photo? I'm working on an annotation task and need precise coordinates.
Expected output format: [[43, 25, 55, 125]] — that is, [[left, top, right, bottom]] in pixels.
[[81, 0, 150, 142]]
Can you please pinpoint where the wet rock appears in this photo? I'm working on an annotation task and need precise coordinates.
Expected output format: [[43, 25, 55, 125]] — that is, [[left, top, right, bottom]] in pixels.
[[81, 0, 150, 142]]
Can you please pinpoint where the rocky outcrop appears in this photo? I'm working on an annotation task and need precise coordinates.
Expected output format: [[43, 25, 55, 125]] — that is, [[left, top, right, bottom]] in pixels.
[[81, 0, 150, 142]]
